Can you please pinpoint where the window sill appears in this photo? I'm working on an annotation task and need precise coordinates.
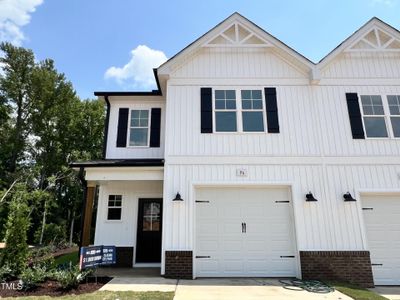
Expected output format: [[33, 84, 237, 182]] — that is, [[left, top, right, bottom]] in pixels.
[[104, 220, 123, 223]]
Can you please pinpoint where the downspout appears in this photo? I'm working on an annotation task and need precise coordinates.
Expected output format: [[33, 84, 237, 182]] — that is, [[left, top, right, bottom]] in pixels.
[[78, 166, 87, 250], [102, 96, 111, 159]]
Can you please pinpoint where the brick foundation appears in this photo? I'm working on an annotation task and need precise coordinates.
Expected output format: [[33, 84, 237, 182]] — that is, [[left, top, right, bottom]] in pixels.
[[300, 251, 374, 287], [165, 251, 193, 279], [115, 247, 134, 267]]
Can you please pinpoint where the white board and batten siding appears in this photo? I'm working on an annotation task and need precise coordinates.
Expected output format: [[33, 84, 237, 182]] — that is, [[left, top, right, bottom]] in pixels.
[[94, 181, 163, 247], [105, 96, 165, 159], [162, 46, 400, 267]]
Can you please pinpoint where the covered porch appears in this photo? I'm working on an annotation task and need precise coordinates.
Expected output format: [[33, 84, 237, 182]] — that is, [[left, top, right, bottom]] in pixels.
[[71, 159, 164, 270]]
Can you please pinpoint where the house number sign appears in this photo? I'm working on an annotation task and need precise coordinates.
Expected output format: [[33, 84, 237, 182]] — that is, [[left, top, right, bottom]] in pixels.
[[236, 168, 248, 177]]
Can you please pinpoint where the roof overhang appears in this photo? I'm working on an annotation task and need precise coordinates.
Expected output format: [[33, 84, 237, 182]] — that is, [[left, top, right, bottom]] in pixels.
[[70, 159, 164, 182], [157, 12, 315, 77], [318, 17, 400, 70]]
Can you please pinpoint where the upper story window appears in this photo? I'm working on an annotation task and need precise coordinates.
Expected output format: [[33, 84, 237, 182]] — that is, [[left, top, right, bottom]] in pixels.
[[360, 95, 400, 138], [360, 95, 388, 138], [129, 109, 150, 146], [214, 89, 265, 132], [241, 90, 264, 132], [388, 95, 400, 137], [107, 195, 122, 220], [215, 90, 237, 132]]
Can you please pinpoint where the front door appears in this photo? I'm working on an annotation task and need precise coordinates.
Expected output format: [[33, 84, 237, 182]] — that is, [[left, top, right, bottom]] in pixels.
[[136, 198, 162, 263]]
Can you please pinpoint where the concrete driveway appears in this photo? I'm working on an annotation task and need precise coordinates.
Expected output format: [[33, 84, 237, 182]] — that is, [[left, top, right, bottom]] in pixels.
[[371, 286, 400, 300], [174, 278, 352, 300]]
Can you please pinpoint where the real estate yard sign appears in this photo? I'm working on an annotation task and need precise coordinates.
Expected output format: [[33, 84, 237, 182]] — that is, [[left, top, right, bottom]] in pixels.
[[79, 245, 116, 270]]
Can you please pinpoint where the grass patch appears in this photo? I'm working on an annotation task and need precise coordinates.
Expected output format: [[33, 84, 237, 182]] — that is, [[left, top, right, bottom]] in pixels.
[[329, 282, 389, 300], [54, 251, 79, 266], [3, 291, 175, 300]]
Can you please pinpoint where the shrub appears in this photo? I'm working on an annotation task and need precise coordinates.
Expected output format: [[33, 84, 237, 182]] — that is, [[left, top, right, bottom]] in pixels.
[[0, 264, 15, 282], [20, 266, 48, 290], [53, 263, 89, 290], [0, 195, 30, 274]]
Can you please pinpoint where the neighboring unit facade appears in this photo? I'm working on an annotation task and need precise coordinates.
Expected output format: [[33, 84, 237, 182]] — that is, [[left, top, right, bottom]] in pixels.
[[72, 13, 400, 287]]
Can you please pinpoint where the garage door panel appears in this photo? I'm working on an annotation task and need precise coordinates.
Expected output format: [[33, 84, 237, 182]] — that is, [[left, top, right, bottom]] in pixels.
[[363, 194, 400, 285], [195, 187, 296, 277]]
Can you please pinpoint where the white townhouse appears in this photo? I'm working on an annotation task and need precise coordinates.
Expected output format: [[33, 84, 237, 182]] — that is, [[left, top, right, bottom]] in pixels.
[[72, 13, 400, 287]]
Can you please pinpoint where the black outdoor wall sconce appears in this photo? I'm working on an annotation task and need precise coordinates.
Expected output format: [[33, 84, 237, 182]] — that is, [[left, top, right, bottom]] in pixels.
[[173, 192, 183, 201], [343, 192, 356, 202], [306, 192, 318, 202]]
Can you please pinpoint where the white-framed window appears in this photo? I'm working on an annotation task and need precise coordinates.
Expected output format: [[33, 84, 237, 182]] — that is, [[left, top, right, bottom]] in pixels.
[[129, 109, 150, 146], [213, 89, 266, 133], [214, 90, 237, 132], [359, 94, 400, 139], [388, 95, 400, 138], [241, 90, 265, 132], [107, 195, 122, 220]]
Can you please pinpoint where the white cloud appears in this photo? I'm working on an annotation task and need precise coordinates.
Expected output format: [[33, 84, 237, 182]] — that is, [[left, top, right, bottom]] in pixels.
[[0, 0, 44, 45], [105, 45, 167, 90]]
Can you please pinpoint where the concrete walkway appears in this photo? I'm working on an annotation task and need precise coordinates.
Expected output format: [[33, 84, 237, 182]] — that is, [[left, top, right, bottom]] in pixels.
[[174, 278, 352, 300], [99, 276, 352, 300], [99, 277, 178, 292], [370, 286, 400, 300]]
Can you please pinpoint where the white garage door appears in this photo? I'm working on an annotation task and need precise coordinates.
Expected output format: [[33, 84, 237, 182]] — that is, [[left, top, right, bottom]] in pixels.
[[195, 187, 297, 277], [362, 194, 400, 285]]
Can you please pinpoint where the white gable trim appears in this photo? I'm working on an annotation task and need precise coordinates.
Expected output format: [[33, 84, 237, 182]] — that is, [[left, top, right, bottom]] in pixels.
[[158, 12, 314, 76], [318, 17, 400, 70]]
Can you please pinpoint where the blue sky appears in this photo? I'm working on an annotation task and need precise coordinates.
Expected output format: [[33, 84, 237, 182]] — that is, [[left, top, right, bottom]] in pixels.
[[1, 0, 400, 99]]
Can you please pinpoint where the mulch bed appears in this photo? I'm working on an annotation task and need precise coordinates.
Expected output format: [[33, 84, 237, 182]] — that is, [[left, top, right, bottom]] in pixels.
[[0, 277, 112, 298]]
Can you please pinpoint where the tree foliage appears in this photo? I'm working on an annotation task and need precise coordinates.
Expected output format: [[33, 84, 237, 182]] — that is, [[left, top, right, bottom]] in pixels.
[[0, 42, 105, 246], [1, 185, 31, 273]]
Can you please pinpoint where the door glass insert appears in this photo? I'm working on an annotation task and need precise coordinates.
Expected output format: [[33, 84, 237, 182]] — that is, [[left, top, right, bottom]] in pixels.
[[143, 202, 160, 231]]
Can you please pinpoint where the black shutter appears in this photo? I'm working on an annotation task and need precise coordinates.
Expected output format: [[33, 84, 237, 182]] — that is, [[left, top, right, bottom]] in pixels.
[[201, 88, 213, 133], [264, 87, 279, 133], [150, 108, 161, 147], [346, 93, 365, 139], [116, 108, 129, 147]]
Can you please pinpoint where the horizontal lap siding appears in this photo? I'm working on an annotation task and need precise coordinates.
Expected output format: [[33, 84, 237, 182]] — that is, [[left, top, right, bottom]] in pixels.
[[163, 164, 400, 252]]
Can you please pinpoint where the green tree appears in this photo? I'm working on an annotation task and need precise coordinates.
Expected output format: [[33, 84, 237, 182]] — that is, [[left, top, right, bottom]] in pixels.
[[0, 43, 105, 246], [1, 185, 31, 273], [0, 42, 35, 183]]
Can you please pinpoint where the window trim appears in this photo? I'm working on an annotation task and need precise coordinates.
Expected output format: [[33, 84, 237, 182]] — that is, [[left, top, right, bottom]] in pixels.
[[212, 88, 267, 134], [240, 90, 266, 132], [358, 94, 400, 139], [106, 194, 122, 221], [127, 109, 151, 148]]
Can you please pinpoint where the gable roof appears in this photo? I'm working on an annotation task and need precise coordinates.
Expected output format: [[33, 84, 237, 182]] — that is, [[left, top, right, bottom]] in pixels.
[[318, 17, 400, 70], [157, 12, 315, 76]]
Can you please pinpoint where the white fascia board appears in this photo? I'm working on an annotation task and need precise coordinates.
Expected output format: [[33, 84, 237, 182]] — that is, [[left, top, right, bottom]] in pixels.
[[85, 167, 164, 181], [158, 13, 314, 76], [318, 18, 400, 71]]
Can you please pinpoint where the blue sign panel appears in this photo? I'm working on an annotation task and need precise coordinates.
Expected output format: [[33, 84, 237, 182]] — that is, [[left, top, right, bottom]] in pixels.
[[101, 246, 116, 265], [80, 245, 103, 269], [80, 245, 117, 269]]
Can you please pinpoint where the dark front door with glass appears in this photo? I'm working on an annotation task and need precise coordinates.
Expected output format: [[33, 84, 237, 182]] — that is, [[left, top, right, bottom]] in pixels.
[[136, 198, 162, 263]]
